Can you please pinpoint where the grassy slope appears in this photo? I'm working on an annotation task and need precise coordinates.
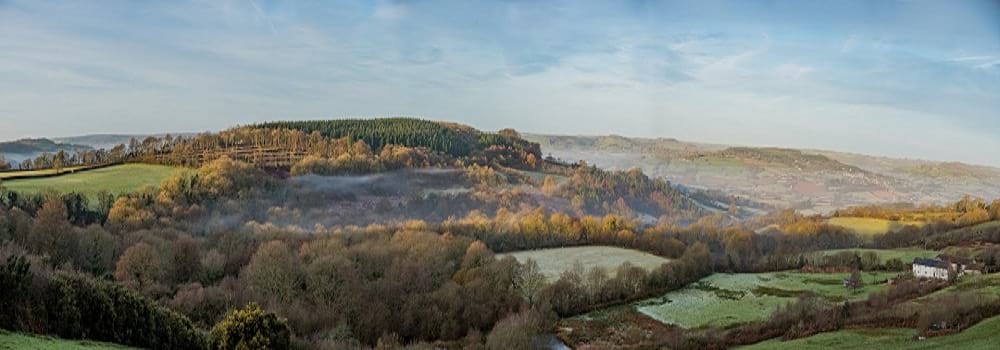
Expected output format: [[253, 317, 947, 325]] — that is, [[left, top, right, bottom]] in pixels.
[[634, 271, 898, 329], [811, 248, 939, 264], [827, 217, 925, 236], [2, 164, 184, 200], [739, 314, 1000, 350], [500, 246, 671, 281], [0, 331, 134, 350], [909, 273, 1000, 305]]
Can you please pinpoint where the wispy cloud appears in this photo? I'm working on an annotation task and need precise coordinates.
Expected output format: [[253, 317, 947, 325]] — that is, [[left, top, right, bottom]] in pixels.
[[246, 0, 276, 34], [1, 0, 999, 166], [775, 64, 815, 80]]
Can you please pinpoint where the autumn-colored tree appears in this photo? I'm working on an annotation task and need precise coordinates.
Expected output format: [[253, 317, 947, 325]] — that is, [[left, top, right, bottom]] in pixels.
[[75, 225, 118, 275], [107, 196, 156, 231], [958, 208, 991, 226], [242, 240, 301, 302], [169, 235, 202, 284], [115, 242, 163, 292], [197, 156, 271, 199], [514, 259, 546, 305], [525, 153, 538, 169], [461, 240, 495, 269], [541, 176, 559, 195], [485, 310, 543, 350], [29, 196, 76, 265]]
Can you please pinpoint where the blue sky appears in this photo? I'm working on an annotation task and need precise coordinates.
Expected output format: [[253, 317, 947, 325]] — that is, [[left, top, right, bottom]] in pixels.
[[1, 0, 998, 165]]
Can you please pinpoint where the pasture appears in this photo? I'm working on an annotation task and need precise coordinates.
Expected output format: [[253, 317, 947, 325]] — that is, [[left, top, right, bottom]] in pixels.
[[0, 331, 133, 350], [1, 164, 185, 201], [827, 217, 925, 235], [739, 314, 1000, 350], [909, 273, 1000, 306], [633, 271, 898, 329], [811, 248, 938, 264], [500, 246, 671, 281]]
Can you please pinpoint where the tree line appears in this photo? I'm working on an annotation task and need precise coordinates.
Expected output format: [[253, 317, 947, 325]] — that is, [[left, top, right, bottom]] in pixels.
[[833, 195, 1000, 226], [251, 118, 540, 159], [5, 146, 127, 171]]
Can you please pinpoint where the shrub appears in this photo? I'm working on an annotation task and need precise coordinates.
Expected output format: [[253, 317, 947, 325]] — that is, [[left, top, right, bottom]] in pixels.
[[211, 303, 291, 350], [0, 256, 207, 350]]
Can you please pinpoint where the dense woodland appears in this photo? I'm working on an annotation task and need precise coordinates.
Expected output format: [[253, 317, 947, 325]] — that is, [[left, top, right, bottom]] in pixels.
[[2, 119, 1000, 349], [252, 119, 540, 159]]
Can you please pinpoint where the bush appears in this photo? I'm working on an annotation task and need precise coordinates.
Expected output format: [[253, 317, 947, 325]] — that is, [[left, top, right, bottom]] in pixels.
[[0, 256, 207, 350], [485, 310, 543, 350], [211, 303, 291, 350]]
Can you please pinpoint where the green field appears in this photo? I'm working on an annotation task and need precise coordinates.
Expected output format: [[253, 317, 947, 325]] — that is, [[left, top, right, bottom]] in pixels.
[[909, 273, 1000, 306], [811, 248, 939, 264], [1, 164, 185, 201], [0, 331, 134, 350], [500, 246, 671, 281], [739, 314, 1000, 350], [632, 271, 898, 329], [827, 217, 926, 235]]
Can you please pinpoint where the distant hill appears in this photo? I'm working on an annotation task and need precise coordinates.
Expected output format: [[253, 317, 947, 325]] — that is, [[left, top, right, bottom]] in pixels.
[[897, 162, 998, 179], [699, 147, 868, 173], [54, 133, 196, 151], [525, 133, 1000, 214], [0, 138, 92, 154], [0, 138, 93, 169]]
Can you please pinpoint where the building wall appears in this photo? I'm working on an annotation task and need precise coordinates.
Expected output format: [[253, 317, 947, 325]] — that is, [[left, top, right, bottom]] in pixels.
[[913, 264, 949, 280]]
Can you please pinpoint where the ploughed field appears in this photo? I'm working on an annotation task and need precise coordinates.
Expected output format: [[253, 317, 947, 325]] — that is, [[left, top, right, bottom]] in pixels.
[[738, 314, 1000, 350], [1, 164, 184, 201], [585, 271, 898, 329], [0, 331, 134, 350], [500, 246, 671, 281]]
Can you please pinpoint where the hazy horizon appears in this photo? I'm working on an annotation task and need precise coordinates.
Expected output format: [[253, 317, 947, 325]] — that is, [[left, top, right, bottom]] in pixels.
[[2, 1, 998, 166], [2, 119, 995, 169]]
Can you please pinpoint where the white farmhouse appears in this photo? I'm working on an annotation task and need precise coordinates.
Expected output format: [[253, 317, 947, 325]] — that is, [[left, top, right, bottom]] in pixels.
[[912, 258, 952, 280]]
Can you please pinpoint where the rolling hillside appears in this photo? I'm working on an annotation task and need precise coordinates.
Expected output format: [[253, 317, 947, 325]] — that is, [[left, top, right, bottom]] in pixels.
[[0, 139, 93, 169], [526, 134, 1000, 214]]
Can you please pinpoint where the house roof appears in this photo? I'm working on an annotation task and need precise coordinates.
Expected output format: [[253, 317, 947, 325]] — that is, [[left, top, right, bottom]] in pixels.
[[913, 258, 951, 269]]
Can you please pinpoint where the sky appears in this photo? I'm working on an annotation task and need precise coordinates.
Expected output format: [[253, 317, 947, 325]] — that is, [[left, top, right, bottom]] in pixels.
[[1, 0, 998, 166]]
